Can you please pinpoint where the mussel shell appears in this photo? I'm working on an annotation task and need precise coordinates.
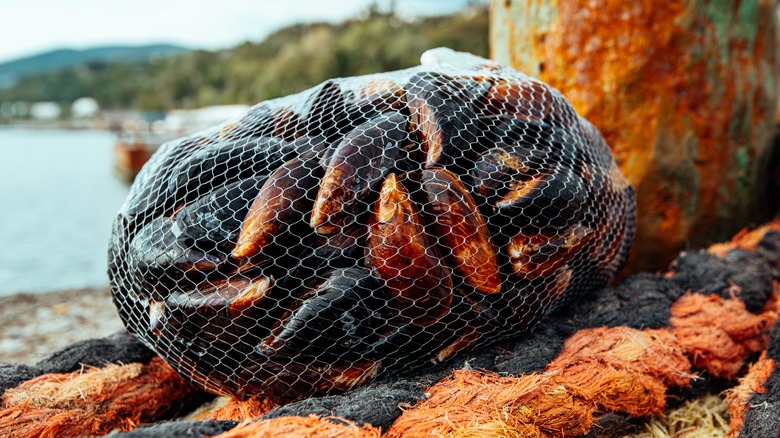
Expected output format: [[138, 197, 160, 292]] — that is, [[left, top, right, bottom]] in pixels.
[[127, 216, 218, 300], [311, 111, 414, 234], [475, 115, 585, 176], [470, 145, 547, 205], [125, 135, 291, 241], [158, 277, 273, 342], [367, 173, 453, 326], [365, 291, 481, 366], [217, 103, 288, 141], [167, 136, 293, 208], [406, 71, 490, 169], [507, 223, 593, 280], [234, 356, 382, 400], [418, 168, 501, 294], [478, 78, 577, 128], [232, 157, 324, 260], [301, 79, 375, 146], [492, 270, 573, 332], [175, 175, 268, 258], [352, 78, 408, 115], [293, 134, 332, 162], [476, 115, 549, 151], [256, 268, 388, 364], [123, 135, 216, 232], [495, 170, 586, 231]]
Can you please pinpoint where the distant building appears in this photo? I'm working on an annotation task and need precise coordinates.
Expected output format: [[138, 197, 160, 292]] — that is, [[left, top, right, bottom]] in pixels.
[[71, 97, 99, 118], [95, 110, 143, 131], [161, 105, 249, 134], [0, 101, 24, 118], [30, 102, 61, 120]]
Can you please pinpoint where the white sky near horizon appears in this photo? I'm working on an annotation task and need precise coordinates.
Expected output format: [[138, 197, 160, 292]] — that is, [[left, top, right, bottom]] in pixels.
[[0, 0, 478, 64]]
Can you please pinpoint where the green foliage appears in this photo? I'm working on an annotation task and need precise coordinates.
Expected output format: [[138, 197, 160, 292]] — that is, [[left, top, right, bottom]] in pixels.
[[0, 6, 488, 111]]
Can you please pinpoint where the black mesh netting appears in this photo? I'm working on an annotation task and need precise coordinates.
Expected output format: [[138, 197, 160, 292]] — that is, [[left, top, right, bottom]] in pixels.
[[108, 48, 636, 400]]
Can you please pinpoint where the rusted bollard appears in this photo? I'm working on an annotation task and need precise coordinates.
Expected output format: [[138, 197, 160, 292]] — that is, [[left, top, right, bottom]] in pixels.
[[491, 0, 779, 271]]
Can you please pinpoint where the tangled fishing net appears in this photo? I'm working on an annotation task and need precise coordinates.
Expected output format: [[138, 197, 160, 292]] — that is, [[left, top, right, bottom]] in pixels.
[[108, 48, 636, 400]]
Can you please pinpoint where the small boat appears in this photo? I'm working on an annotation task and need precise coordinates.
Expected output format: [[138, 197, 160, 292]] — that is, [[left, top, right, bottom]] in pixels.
[[113, 132, 172, 183], [113, 105, 250, 183]]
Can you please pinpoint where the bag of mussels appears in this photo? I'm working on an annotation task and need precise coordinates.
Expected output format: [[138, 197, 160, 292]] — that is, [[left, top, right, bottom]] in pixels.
[[108, 48, 636, 400]]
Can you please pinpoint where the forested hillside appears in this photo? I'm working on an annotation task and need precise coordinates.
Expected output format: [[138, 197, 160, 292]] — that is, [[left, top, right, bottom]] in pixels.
[[0, 6, 488, 111], [0, 45, 189, 87]]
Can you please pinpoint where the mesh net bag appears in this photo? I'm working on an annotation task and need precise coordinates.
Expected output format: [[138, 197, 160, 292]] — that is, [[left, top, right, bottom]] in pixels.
[[108, 48, 636, 400]]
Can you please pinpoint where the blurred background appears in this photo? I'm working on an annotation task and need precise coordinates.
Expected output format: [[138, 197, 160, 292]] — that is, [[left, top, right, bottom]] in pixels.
[[0, 0, 489, 297]]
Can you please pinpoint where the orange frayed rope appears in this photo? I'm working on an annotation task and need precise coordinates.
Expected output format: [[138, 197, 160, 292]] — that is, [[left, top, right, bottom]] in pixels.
[[385, 222, 780, 438], [214, 415, 382, 438], [385, 291, 777, 438], [724, 351, 776, 436], [0, 357, 199, 438]]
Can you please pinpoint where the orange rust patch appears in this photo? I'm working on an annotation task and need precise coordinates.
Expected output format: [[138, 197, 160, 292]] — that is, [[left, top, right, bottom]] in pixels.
[[495, 0, 778, 272]]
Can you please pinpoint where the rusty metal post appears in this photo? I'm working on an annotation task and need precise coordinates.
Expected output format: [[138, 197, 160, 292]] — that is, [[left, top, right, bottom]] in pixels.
[[491, 0, 779, 271]]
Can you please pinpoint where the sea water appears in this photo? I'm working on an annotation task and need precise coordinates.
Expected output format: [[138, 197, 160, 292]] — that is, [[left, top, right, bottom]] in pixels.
[[0, 128, 129, 295]]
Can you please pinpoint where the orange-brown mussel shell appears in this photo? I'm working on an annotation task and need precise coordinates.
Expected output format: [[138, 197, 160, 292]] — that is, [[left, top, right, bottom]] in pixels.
[[406, 71, 489, 168], [493, 168, 586, 232], [419, 168, 501, 294], [368, 173, 452, 326], [172, 277, 272, 318], [311, 112, 411, 235], [232, 157, 324, 260], [508, 224, 593, 279], [353, 78, 407, 114], [480, 78, 574, 125], [433, 323, 482, 364], [150, 276, 272, 345]]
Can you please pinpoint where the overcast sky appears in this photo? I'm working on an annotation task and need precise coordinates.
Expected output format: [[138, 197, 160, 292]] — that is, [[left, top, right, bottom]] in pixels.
[[0, 0, 478, 64]]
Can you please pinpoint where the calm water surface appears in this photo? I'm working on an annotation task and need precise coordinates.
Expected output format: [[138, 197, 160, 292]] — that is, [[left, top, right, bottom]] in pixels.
[[0, 129, 129, 295]]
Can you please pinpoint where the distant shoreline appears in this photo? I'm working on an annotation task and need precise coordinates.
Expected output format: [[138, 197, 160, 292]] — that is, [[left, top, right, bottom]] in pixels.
[[0, 286, 125, 364], [0, 119, 109, 131], [0, 283, 112, 297]]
